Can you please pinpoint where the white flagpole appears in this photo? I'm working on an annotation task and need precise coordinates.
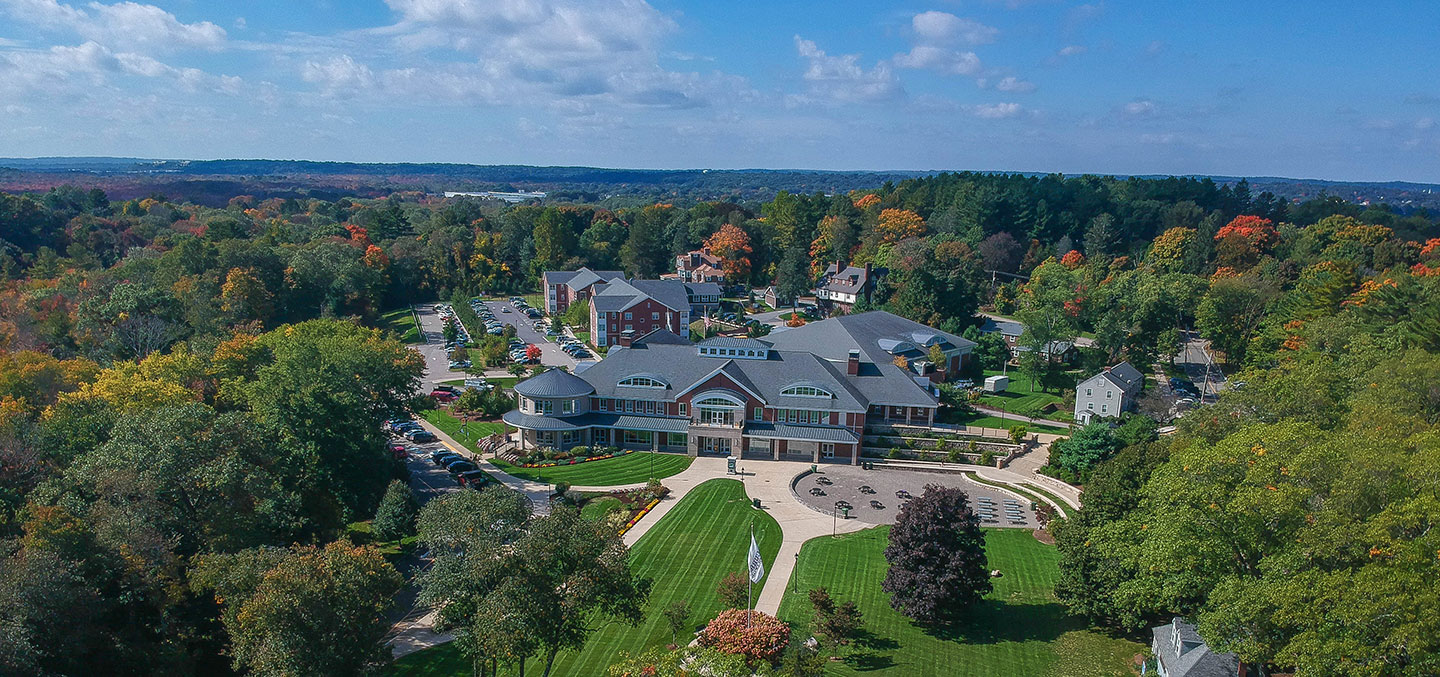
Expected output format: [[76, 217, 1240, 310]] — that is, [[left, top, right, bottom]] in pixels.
[[747, 520, 753, 628]]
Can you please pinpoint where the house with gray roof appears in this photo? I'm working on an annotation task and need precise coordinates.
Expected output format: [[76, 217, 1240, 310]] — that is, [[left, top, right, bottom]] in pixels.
[[589, 278, 694, 347], [814, 260, 885, 312], [1151, 617, 1242, 677], [1074, 361, 1145, 425], [502, 311, 958, 464], [542, 267, 625, 314]]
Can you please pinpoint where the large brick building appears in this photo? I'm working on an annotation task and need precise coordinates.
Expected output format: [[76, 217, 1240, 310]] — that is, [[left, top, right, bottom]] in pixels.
[[542, 267, 625, 314], [503, 311, 976, 465]]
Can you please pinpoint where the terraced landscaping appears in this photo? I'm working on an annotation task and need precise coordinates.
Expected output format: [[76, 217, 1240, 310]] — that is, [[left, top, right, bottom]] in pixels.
[[490, 450, 694, 486], [392, 478, 781, 676], [776, 527, 1141, 676]]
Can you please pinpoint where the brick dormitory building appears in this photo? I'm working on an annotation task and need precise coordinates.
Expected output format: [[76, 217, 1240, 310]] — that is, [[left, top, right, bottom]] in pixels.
[[502, 311, 975, 464]]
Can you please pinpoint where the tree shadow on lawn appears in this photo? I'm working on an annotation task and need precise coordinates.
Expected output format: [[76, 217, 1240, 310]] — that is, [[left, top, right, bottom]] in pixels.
[[841, 627, 900, 671], [920, 600, 1075, 645]]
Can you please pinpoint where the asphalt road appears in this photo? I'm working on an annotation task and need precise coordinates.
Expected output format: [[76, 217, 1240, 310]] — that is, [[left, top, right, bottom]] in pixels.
[[1177, 330, 1226, 398]]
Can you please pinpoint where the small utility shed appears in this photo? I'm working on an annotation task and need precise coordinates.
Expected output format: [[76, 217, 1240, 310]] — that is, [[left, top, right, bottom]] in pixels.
[[984, 374, 1009, 393]]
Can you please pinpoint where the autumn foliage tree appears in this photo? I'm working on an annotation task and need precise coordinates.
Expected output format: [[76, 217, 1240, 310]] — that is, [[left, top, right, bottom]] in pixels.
[[704, 224, 753, 283], [1059, 249, 1086, 269], [698, 609, 791, 666], [876, 208, 926, 244]]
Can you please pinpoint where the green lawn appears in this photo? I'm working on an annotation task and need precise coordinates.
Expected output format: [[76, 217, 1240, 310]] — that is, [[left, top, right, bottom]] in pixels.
[[579, 495, 626, 521], [776, 527, 1142, 676], [418, 409, 506, 451], [490, 451, 694, 486], [948, 412, 1069, 434], [392, 479, 782, 677], [573, 330, 590, 345], [380, 307, 422, 344], [975, 370, 1071, 419], [521, 292, 545, 309]]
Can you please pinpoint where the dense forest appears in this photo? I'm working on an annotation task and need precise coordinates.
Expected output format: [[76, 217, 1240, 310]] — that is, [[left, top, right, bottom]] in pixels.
[[1, 171, 1438, 675]]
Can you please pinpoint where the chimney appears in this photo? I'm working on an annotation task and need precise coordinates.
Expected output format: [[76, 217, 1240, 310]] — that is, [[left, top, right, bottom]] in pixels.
[[847, 349, 860, 376], [619, 330, 635, 348]]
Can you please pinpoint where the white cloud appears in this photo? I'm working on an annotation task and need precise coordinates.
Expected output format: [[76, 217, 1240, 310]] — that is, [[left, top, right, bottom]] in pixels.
[[0, 0, 227, 51], [302, 55, 375, 94], [911, 11, 998, 46], [893, 45, 982, 76], [1122, 99, 1157, 116], [994, 76, 1036, 93], [1057, 44, 1086, 57], [0, 39, 243, 97], [969, 102, 1023, 119], [793, 36, 902, 104]]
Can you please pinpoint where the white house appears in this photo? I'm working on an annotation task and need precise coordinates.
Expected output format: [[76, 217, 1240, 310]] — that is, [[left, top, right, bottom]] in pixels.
[[1073, 361, 1144, 425]]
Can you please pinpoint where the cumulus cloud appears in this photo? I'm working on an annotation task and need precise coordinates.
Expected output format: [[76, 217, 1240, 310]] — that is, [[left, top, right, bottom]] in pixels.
[[893, 10, 994, 79], [994, 76, 1036, 93], [793, 36, 902, 103], [0, 39, 241, 95], [1056, 44, 1087, 57], [0, 0, 227, 51], [893, 45, 981, 76], [911, 11, 998, 46], [318, 0, 744, 111]]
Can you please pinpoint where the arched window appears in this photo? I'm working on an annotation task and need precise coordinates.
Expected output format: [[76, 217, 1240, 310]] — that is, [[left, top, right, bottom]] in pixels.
[[693, 392, 742, 426], [618, 374, 667, 388], [781, 384, 832, 398]]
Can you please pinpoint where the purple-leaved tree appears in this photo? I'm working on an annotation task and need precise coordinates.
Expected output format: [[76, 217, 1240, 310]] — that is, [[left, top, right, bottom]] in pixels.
[[881, 484, 992, 624]]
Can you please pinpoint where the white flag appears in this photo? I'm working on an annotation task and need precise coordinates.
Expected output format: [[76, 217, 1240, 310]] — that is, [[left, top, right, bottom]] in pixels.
[[747, 534, 765, 583]]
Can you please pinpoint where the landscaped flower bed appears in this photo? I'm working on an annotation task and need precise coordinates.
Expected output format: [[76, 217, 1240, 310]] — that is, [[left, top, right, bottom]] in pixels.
[[514, 445, 633, 468], [619, 498, 661, 536]]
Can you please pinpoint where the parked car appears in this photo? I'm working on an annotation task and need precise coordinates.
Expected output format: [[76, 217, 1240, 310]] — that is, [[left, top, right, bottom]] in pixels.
[[407, 430, 437, 443], [430, 450, 458, 464], [444, 459, 476, 474], [430, 390, 458, 403], [457, 469, 488, 486]]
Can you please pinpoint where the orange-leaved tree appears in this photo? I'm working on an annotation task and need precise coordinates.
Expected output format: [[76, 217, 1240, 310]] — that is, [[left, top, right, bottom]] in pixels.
[[876, 208, 926, 244], [704, 224, 753, 282]]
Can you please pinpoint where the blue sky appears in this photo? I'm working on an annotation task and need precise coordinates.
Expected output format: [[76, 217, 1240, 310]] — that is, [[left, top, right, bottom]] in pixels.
[[1, 0, 1438, 182]]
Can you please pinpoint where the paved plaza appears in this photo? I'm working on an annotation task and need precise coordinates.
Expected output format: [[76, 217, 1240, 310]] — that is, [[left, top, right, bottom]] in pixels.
[[793, 465, 1039, 529]]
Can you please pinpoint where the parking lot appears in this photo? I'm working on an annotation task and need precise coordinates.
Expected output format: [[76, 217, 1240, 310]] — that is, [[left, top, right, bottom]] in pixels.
[[480, 300, 597, 370], [793, 465, 1039, 529], [412, 299, 597, 383]]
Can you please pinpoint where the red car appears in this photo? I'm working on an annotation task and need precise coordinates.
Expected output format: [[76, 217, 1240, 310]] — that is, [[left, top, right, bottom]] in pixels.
[[389, 444, 409, 459], [430, 389, 458, 403]]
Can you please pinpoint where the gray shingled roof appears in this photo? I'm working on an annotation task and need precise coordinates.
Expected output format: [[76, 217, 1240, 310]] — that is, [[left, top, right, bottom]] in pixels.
[[581, 342, 871, 412], [744, 422, 860, 443], [502, 409, 588, 430], [1152, 618, 1240, 677], [628, 279, 691, 312], [565, 267, 623, 291], [1079, 361, 1144, 394], [763, 311, 976, 366], [684, 282, 723, 298], [698, 336, 773, 350], [979, 317, 1024, 337], [543, 270, 578, 286], [512, 369, 595, 398]]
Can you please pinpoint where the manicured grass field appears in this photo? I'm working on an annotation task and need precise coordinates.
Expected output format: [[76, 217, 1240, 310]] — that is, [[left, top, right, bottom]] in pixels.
[[440, 377, 519, 391], [579, 495, 625, 521], [975, 370, 1072, 421], [949, 412, 1069, 434], [380, 307, 422, 344], [418, 409, 506, 451], [392, 479, 782, 677], [776, 527, 1141, 676], [490, 451, 694, 486]]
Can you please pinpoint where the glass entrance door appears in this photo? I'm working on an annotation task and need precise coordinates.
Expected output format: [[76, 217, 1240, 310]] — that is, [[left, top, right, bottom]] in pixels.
[[700, 437, 731, 454]]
